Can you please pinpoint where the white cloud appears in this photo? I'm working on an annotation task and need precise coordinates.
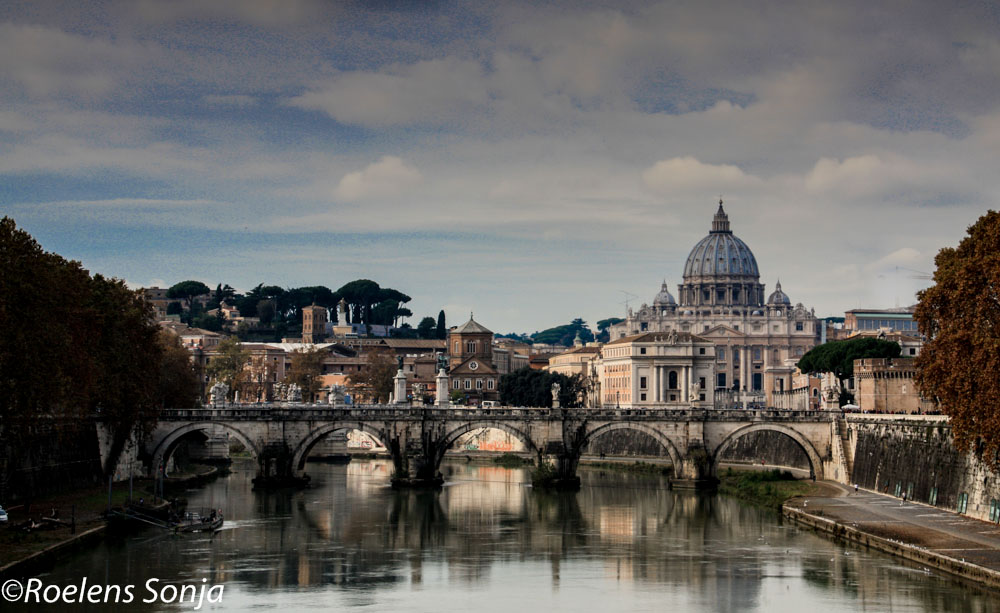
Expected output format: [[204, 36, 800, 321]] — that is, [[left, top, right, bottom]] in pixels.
[[641, 156, 762, 194], [334, 156, 423, 201], [287, 59, 490, 127]]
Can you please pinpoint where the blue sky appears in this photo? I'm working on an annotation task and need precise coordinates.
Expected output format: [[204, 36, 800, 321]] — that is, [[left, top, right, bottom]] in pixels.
[[3, 0, 999, 333]]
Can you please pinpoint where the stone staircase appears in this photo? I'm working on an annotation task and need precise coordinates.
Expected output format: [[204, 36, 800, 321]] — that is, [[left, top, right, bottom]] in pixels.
[[834, 417, 854, 480]]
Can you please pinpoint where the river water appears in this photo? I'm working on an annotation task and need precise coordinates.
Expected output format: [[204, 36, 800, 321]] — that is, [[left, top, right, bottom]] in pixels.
[[21, 459, 999, 612]]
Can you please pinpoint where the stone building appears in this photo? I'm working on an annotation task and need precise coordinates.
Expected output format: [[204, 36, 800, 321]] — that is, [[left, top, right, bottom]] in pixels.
[[447, 315, 500, 404], [302, 304, 328, 343], [608, 201, 820, 404], [854, 357, 936, 414], [599, 331, 715, 408]]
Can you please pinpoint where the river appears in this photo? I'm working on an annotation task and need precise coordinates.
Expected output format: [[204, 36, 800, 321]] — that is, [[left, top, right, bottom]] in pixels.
[[18, 459, 998, 612]]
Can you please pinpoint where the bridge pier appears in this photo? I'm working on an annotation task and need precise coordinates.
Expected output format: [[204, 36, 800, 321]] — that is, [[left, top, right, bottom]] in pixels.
[[388, 423, 445, 489], [252, 442, 310, 489], [670, 446, 716, 489]]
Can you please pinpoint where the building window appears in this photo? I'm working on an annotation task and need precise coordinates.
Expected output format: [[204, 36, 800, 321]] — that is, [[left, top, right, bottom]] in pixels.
[[703, 290, 710, 302], [476, 379, 483, 390], [717, 373, 727, 388], [467, 341, 476, 352], [640, 322, 648, 331], [487, 379, 494, 390], [718, 348, 726, 361], [464, 379, 471, 390], [454, 380, 460, 389], [454, 341, 459, 352], [640, 376, 647, 389], [909, 348, 916, 355], [668, 371, 678, 389], [753, 373, 763, 391], [640, 393, 646, 401], [796, 322, 804, 331], [640, 347, 646, 354], [699, 377, 706, 389], [699, 347, 705, 354], [753, 348, 761, 360]]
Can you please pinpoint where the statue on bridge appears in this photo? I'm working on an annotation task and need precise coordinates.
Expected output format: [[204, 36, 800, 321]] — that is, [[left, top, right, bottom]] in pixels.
[[328, 384, 346, 405], [287, 383, 303, 403], [551, 382, 561, 408], [210, 382, 229, 406]]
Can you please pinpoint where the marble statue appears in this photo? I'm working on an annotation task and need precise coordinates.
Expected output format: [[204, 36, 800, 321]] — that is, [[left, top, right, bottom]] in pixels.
[[287, 383, 303, 403], [328, 384, 346, 405], [210, 382, 229, 405]]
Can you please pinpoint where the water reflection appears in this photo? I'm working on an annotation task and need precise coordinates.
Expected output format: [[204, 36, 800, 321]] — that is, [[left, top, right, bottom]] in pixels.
[[23, 459, 999, 612]]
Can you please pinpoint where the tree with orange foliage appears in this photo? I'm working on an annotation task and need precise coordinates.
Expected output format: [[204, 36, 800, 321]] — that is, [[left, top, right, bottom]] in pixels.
[[915, 210, 1000, 467]]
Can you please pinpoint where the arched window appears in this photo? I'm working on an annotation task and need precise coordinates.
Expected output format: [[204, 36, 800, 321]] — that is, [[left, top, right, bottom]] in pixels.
[[668, 371, 678, 389]]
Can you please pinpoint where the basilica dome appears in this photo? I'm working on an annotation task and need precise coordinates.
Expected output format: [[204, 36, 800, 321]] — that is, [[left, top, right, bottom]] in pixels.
[[677, 201, 765, 308], [767, 280, 791, 305], [653, 281, 676, 306], [682, 202, 759, 280]]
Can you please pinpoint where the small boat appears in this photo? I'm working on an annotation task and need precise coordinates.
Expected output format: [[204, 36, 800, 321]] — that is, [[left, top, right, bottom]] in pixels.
[[173, 508, 223, 533]]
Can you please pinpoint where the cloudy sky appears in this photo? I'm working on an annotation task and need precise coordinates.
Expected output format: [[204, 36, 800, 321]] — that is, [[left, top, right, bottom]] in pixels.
[[4, 0, 998, 334]]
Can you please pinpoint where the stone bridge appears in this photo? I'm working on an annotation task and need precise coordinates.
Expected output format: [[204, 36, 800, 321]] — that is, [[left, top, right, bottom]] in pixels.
[[143, 404, 848, 488]]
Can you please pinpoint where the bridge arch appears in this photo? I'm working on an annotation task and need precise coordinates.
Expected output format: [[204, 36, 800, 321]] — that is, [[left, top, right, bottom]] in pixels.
[[150, 422, 260, 474], [291, 422, 389, 471], [712, 423, 824, 480], [437, 422, 540, 465], [581, 422, 683, 469]]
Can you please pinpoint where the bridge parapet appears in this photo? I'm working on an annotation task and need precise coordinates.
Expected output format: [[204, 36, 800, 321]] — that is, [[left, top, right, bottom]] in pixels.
[[157, 404, 836, 423]]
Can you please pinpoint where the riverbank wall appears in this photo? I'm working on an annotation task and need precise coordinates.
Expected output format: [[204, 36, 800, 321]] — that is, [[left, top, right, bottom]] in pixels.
[[846, 415, 1000, 522], [783, 504, 1000, 590]]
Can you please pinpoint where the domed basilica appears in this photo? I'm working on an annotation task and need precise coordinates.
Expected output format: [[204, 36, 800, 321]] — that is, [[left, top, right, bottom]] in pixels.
[[608, 201, 819, 401]]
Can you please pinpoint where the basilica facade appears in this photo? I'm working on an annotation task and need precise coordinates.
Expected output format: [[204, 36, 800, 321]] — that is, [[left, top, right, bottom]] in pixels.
[[608, 202, 820, 404]]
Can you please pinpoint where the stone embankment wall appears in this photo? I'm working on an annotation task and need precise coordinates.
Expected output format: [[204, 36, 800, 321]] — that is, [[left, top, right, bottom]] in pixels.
[[584, 429, 670, 457], [716, 430, 812, 470], [848, 415, 1000, 522]]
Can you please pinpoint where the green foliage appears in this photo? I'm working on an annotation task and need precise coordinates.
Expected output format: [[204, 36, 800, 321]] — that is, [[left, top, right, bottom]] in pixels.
[[417, 316, 437, 339], [499, 368, 586, 407], [493, 453, 533, 467], [191, 312, 224, 332], [530, 461, 558, 487], [348, 350, 396, 403], [206, 337, 249, 399], [797, 337, 901, 379], [596, 317, 624, 331], [450, 389, 466, 403], [718, 468, 813, 510], [157, 331, 201, 408], [285, 347, 328, 403], [257, 299, 276, 325], [531, 318, 594, 346], [436, 310, 447, 339], [166, 280, 211, 310], [0, 218, 166, 483]]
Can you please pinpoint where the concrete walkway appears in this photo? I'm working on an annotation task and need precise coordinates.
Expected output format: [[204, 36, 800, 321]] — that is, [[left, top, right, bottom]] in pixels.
[[786, 482, 1000, 570]]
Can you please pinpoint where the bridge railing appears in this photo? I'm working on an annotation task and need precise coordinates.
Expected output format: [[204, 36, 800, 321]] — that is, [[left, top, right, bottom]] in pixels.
[[156, 404, 834, 422]]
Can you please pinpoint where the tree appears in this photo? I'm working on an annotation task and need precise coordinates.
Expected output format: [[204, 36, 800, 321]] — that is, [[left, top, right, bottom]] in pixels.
[[166, 301, 183, 316], [337, 279, 381, 327], [532, 318, 595, 346], [285, 347, 327, 403], [596, 317, 624, 342], [166, 280, 211, 312], [206, 337, 249, 400], [157, 330, 201, 408], [0, 217, 166, 491], [436, 310, 447, 339], [257, 299, 276, 325], [348, 350, 396, 403], [797, 337, 900, 404], [498, 368, 585, 407], [417, 316, 437, 339], [914, 210, 1000, 466]]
